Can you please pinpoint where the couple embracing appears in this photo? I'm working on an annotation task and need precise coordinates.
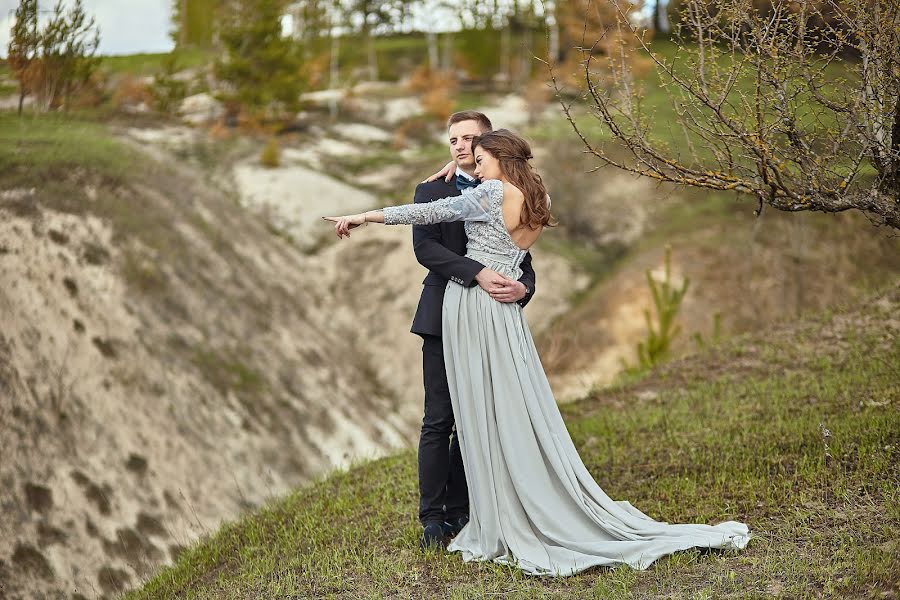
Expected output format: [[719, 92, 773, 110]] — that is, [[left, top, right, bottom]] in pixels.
[[325, 111, 750, 576]]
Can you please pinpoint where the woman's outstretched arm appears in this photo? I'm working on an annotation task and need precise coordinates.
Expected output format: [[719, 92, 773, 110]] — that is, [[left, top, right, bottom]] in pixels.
[[323, 179, 499, 239]]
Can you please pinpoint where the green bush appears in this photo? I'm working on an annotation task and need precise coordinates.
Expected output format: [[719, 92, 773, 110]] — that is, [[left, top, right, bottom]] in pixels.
[[215, 0, 302, 122], [149, 53, 188, 114], [260, 138, 280, 168]]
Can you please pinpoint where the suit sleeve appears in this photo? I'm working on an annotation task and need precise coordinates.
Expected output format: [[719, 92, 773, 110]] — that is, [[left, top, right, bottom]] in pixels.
[[411, 184, 485, 287], [517, 251, 536, 308]]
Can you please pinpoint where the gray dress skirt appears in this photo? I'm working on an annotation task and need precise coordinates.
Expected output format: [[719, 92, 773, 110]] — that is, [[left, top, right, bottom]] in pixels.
[[383, 180, 750, 576]]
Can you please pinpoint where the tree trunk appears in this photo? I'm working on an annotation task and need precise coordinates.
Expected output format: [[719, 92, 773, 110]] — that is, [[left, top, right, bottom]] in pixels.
[[519, 25, 533, 84], [652, 0, 671, 34], [329, 31, 339, 118], [427, 31, 439, 70], [890, 89, 900, 195], [180, 0, 188, 47], [365, 25, 377, 81], [441, 31, 453, 72], [42, 69, 59, 112], [17, 89, 25, 116], [500, 22, 510, 84], [548, 1, 559, 62]]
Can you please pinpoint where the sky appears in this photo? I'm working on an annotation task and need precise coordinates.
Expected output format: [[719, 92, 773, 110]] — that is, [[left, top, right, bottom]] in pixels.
[[0, 1, 656, 58], [0, 0, 175, 56], [0, 0, 517, 57], [0, 1, 464, 55]]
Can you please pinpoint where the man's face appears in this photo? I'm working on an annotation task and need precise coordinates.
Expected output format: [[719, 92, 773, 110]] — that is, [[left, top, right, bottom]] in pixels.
[[448, 120, 485, 171]]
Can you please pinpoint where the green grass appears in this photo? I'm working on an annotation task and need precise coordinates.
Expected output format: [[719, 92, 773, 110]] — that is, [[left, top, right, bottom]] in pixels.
[[533, 40, 685, 148], [371, 34, 429, 53], [127, 286, 899, 599], [0, 111, 174, 242], [100, 48, 213, 77], [452, 90, 495, 112], [0, 111, 135, 182], [0, 80, 17, 96], [537, 38, 860, 175]]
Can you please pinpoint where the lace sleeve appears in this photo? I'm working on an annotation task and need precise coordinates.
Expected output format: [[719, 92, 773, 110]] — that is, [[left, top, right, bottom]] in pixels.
[[383, 179, 499, 225]]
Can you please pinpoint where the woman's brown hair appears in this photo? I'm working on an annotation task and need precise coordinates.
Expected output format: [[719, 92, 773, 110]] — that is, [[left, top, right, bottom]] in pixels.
[[472, 129, 555, 230]]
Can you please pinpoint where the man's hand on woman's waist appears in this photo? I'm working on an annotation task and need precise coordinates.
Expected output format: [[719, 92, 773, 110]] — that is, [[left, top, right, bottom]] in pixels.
[[475, 268, 527, 303]]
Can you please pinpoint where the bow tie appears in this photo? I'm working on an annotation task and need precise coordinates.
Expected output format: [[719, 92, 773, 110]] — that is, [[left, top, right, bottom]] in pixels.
[[456, 174, 480, 191]]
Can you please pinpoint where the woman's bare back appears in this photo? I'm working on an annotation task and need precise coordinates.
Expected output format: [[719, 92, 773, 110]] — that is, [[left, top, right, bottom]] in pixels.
[[501, 182, 543, 250]]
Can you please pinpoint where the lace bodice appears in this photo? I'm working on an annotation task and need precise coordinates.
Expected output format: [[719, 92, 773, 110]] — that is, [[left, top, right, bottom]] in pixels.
[[383, 179, 529, 276]]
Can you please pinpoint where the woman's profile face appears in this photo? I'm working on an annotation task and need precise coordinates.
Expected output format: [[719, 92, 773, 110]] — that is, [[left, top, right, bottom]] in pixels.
[[474, 147, 502, 181]]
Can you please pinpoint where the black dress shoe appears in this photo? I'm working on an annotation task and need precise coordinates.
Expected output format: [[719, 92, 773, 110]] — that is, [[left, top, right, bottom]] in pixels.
[[420, 521, 447, 550], [444, 515, 469, 538]]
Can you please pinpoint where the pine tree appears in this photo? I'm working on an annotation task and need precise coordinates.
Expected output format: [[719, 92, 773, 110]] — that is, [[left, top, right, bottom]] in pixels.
[[7, 0, 100, 113], [149, 53, 188, 114], [39, 0, 101, 111], [636, 247, 690, 370], [7, 0, 39, 115], [215, 0, 302, 122]]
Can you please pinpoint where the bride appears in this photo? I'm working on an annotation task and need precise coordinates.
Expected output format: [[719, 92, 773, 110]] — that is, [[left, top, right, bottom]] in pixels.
[[324, 129, 750, 576]]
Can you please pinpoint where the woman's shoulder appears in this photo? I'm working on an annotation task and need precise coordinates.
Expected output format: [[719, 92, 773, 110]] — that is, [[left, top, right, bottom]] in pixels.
[[500, 180, 525, 201]]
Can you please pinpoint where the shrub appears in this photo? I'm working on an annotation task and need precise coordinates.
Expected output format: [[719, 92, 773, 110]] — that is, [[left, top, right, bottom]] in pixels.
[[149, 53, 188, 115], [7, 0, 101, 113], [260, 138, 280, 168], [111, 74, 153, 110], [407, 65, 457, 124]]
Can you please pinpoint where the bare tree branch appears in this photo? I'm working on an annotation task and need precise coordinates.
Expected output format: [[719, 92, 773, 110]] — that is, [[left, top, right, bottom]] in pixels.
[[547, 0, 900, 228]]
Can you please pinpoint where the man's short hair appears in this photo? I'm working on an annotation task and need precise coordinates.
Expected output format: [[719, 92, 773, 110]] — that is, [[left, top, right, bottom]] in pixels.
[[447, 111, 492, 133]]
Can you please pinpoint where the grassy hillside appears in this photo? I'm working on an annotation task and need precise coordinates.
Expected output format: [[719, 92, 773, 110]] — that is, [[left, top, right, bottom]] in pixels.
[[128, 284, 899, 599]]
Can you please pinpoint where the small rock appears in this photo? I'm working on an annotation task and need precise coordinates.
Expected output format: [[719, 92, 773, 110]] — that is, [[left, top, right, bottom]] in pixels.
[[635, 390, 659, 401], [179, 92, 224, 125]]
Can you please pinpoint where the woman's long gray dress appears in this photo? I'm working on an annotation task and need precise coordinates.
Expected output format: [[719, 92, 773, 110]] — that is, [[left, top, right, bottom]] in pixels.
[[383, 179, 750, 576]]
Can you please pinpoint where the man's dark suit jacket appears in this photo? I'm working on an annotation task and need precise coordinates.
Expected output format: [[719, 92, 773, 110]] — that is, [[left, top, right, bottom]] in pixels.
[[410, 176, 537, 337]]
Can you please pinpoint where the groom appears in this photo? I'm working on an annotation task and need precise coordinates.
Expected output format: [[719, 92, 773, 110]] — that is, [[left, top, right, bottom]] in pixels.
[[412, 110, 537, 549]]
